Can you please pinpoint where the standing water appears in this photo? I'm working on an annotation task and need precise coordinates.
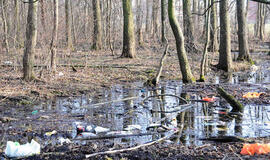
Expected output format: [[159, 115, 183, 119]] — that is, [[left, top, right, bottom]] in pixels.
[[26, 79, 270, 146]]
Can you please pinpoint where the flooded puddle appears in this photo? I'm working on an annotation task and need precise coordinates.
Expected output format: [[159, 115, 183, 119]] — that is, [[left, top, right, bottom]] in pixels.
[[212, 63, 270, 86], [7, 79, 266, 147], [1, 63, 269, 148]]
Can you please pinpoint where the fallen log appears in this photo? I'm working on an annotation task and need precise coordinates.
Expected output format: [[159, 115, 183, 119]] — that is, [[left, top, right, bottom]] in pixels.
[[217, 87, 244, 112]]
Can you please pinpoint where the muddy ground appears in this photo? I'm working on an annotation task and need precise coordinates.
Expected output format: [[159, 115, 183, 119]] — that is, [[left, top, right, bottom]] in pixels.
[[0, 43, 270, 159]]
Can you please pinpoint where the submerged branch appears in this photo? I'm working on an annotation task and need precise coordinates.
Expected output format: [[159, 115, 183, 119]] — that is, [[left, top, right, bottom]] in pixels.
[[85, 130, 179, 158], [217, 87, 244, 112]]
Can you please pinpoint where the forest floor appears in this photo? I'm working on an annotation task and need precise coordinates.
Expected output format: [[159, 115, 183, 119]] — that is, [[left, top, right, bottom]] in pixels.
[[0, 42, 256, 103], [0, 42, 270, 159]]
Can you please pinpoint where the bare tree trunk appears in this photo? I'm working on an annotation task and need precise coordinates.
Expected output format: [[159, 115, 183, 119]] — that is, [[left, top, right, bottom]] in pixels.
[[255, 3, 265, 40], [50, 0, 58, 72], [168, 0, 195, 83], [236, 0, 252, 62], [121, 0, 136, 58], [192, 0, 198, 26], [217, 0, 232, 72], [108, 0, 114, 55], [259, 4, 265, 41], [14, 0, 20, 48], [92, 0, 102, 50], [200, 0, 211, 82], [146, 0, 151, 34], [161, 0, 167, 43], [70, 2, 77, 45], [136, 0, 144, 46], [65, 0, 73, 49], [209, 0, 218, 52], [183, 0, 197, 53], [40, 0, 46, 32], [84, 0, 89, 40], [23, 0, 38, 81], [152, 0, 159, 40], [1, 0, 9, 53]]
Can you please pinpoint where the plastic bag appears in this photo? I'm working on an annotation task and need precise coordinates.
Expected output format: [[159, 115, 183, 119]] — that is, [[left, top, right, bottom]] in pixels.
[[202, 97, 215, 102], [4, 139, 40, 158], [240, 143, 270, 155], [242, 92, 262, 99]]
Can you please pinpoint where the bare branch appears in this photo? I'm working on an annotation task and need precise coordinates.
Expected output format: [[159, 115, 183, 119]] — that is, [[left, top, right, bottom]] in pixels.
[[250, 0, 270, 4], [20, 0, 39, 4]]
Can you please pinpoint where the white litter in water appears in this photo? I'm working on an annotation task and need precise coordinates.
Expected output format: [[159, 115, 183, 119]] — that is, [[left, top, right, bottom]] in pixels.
[[58, 72, 64, 76], [5, 139, 40, 158]]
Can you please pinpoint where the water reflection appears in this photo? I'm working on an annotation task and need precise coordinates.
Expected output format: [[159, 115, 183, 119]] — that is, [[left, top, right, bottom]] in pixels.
[[213, 64, 270, 85], [32, 81, 270, 146]]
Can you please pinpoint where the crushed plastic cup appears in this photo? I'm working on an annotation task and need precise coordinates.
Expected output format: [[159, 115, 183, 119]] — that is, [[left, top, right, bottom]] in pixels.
[[5, 139, 40, 158]]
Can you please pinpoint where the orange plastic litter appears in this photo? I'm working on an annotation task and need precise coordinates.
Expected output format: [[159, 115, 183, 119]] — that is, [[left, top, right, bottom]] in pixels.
[[202, 97, 215, 102], [242, 92, 262, 99], [240, 143, 270, 155]]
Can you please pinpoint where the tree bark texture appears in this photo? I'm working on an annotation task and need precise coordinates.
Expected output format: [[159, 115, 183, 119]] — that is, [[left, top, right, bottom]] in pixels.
[[183, 0, 194, 44], [92, 0, 102, 50], [146, 0, 151, 34], [192, 0, 198, 26], [152, 0, 159, 40], [236, 0, 251, 62], [23, 0, 38, 81], [257, 3, 265, 40], [217, 0, 232, 72], [1, 0, 9, 53], [168, 0, 194, 83], [200, 0, 211, 82], [136, 0, 144, 46], [209, 0, 218, 52], [65, 0, 73, 49], [121, 0, 136, 58], [50, 0, 59, 71], [182, 0, 198, 53], [40, 0, 46, 32], [14, 0, 21, 48], [161, 0, 167, 43], [217, 87, 244, 112]]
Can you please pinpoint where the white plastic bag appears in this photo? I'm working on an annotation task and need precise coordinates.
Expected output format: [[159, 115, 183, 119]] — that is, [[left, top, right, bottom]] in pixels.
[[5, 139, 40, 158]]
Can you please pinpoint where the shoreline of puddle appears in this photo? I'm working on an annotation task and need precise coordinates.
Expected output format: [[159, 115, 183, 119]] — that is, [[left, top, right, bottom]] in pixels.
[[1, 62, 270, 148]]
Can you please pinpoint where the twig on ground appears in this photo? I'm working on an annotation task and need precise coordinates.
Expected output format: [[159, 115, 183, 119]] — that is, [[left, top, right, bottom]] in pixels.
[[233, 153, 243, 160], [85, 129, 179, 158], [195, 144, 211, 150]]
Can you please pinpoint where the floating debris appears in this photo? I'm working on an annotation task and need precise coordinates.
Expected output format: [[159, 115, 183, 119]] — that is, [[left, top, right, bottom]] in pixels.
[[202, 97, 216, 102], [243, 92, 263, 99], [124, 125, 142, 131], [45, 130, 57, 137], [5, 139, 40, 158], [241, 143, 270, 155]]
